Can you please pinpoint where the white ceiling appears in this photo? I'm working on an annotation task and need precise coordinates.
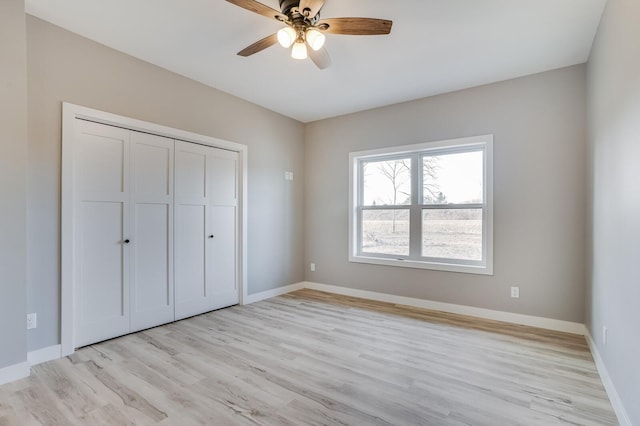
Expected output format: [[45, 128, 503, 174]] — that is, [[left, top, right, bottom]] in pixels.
[[25, 0, 606, 123]]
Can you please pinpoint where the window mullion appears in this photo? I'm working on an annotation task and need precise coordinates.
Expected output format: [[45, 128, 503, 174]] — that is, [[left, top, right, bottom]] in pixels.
[[409, 153, 421, 259], [357, 160, 365, 255]]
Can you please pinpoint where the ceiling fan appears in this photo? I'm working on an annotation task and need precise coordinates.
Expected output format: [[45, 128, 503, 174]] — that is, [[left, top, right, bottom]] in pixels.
[[225, 0, 393, 69]]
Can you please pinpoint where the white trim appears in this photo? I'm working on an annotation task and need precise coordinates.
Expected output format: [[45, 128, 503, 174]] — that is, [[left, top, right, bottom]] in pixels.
[[61, 102, 248, 356], [303, 282, 586, 335], [244, 282, 306, 305], [0, 361, 30, 386], [243, 281, 585, 335], [239, 145, 249, 306], [27, 345, 62, 367], [348, 255, 493, 275], [60, 103, 75, 356], [584, 330, 632, 426]]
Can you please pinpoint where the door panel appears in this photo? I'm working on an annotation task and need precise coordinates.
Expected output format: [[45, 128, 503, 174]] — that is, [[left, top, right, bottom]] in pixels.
[[79, 201, 127, 328], [77, 125, 126, 196], [75, 120, 130, 347], [175, 150, 207, 200], [209, 205, 238, 308], [130, 132, 174, 331], [209, 152, 237, 205], [208, 149, 239, 308], [175, 142, 239, 318], [132, 203, 171, 326], [174, 141, 211, 320], [175, 204, 206, 304], [133, 141, 171, 198]]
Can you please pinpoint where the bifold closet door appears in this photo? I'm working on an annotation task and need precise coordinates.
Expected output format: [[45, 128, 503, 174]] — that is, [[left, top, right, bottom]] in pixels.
[[74, 120, 131, 347], [130, 132, 174, 332], [174, 141, 239, 320], [174, 141, 211, 319], [208, 149, 239, 310]]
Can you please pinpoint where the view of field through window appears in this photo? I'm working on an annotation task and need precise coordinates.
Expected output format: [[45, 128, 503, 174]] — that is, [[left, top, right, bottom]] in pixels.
[[361, 150, 483, 260], [422, 209, 482, 260]]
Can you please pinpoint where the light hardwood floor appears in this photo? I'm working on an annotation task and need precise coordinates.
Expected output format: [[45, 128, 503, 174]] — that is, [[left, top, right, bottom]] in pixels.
[[0, 289, 618, 425]]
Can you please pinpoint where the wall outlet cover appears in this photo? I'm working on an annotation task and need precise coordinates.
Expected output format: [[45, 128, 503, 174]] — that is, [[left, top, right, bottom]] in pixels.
[[27, 313, 37, 330]]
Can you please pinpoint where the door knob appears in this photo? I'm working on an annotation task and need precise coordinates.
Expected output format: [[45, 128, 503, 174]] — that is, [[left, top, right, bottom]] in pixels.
[[208, 235, 215, 239], [123, 239, 130, 244]]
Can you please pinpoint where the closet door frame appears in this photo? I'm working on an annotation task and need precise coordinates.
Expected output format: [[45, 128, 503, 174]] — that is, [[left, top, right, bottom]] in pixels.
[[61, 102, 248, 356]]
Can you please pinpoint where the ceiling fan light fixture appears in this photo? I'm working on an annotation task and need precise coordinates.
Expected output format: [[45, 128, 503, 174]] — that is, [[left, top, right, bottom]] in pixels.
[[227, 0, 393, 69], [306, 29, 325, 51], [291, 40, 308, 59], [277, 26, 296, 48]]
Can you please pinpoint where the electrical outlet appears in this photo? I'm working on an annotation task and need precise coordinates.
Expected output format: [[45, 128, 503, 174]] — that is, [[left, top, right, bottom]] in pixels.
[[27, 313, 37, 330], [603, 326, 608, 345], [310, 262, 316, 272], [510, 286, 520, 298]]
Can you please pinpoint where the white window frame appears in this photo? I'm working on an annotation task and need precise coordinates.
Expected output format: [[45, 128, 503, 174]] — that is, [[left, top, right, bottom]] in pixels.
[[348, 134, 493, 275]]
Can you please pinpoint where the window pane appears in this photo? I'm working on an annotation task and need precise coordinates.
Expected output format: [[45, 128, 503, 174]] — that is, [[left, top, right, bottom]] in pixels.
[[363, 159, 411, 206], [422, 209, 482, 260], [423, 150, 483, 204], [362, 209, 409, 256]]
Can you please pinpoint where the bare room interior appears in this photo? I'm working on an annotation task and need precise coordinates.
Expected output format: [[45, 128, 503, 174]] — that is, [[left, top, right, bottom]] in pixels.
[[0, 0, 638, 424]]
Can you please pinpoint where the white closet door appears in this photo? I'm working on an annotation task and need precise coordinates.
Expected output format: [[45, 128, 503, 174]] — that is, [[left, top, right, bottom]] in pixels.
[[130, 132, 174, 332], [74, 120, 131, 347], [209, 149, 239, 309], [174, 141, 211, 319], [174, 142, 239, 319]]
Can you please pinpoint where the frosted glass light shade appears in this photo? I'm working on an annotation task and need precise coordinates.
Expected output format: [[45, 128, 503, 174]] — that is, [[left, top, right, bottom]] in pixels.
[[291, 41, 308, 59], [306, 29, 325, 51], [277, 27, 296, 48]]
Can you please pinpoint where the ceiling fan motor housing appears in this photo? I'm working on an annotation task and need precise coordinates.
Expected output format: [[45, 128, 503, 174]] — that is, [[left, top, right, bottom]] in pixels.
[[279, 0, 299, 16], [279, 0, 319, 23]]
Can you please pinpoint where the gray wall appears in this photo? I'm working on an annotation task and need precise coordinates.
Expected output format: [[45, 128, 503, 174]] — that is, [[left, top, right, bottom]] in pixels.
[[0, 0, 28, 369], [305, 65, 587, 323], [587, 0, 640, 422], [26, 16, 305, 352]]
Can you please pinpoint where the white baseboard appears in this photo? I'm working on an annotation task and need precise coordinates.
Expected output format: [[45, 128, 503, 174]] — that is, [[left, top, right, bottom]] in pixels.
[[0, 361, 30, 386], [301, 282, 585, 335], [244, 282, 306, 305], [28, 344, 62, 367], [584, 330, 632, 426]]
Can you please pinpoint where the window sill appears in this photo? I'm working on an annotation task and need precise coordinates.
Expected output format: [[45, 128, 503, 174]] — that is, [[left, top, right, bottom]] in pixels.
[[349, 254, 493, 275]]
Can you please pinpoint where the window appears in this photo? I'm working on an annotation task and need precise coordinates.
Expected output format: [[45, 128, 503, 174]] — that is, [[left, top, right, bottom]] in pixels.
[[349, 135, 493, 275]]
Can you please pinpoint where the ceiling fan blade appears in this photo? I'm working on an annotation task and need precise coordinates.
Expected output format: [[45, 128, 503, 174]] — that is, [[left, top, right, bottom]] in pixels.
[[298, 0, 325, 19], [308, 45, 332, 69], [225, 0, 284, 21], [237, 33, 278, 57], [319, 18, 393, 35]]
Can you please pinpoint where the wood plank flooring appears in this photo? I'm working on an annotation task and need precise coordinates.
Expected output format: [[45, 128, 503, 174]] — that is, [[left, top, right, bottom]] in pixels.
[[0, 289, 618, 425]]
